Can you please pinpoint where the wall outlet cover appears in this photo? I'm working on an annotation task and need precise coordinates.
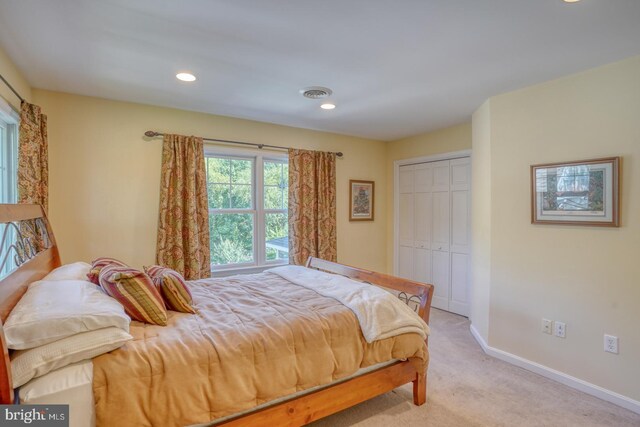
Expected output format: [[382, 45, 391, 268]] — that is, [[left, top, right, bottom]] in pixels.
[[604, 335, 619, 354], [554, 321, 566, 338], [542, 319, 552, 334]]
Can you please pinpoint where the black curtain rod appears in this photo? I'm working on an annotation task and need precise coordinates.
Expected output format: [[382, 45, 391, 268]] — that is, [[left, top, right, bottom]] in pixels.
[[0, 72, 25, 103], [144, 131, 343, 157]]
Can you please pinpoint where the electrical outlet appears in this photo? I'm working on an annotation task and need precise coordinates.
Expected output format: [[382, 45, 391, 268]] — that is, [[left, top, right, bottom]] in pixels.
[[542, 319, 552, 334], [604, 335, 618, 354], [554, 321, 566, 338]]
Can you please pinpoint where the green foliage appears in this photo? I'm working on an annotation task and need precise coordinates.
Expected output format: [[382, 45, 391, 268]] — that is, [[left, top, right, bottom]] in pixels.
[[214, 238, 252, 265], [210, 213, 253, 265]]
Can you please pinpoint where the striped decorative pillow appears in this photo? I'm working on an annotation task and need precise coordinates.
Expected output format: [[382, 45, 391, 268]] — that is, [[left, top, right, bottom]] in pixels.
[[99, 265, 168, 326], [87, 257, 128, 285], [144, 265, 195, 314]]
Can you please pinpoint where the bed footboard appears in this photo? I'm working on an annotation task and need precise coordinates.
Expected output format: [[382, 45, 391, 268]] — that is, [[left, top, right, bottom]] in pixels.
[[305, 257, 433, 409], [305, 257, 434, 328]]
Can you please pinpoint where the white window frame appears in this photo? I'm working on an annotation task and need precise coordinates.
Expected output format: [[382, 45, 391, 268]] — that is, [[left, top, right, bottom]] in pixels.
[[204, 145, 288, 276], [0, 97, 19, 280], [0, 97, 19, 205]]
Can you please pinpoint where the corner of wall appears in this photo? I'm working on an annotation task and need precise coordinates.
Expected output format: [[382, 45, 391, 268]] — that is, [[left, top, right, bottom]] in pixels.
[[470, 99, 491, 342]]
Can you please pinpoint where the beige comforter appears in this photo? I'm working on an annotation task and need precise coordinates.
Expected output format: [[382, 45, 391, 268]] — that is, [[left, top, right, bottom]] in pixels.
[[92, 272, 428, 427]]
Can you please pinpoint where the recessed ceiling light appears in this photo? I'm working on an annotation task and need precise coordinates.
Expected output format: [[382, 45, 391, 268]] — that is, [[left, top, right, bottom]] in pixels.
[[176, 72, 196, 82], [563, 0, 581, 3], [321, 103, 336, 110]]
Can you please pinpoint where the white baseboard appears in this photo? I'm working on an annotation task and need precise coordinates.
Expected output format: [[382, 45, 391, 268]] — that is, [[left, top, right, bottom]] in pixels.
[[469, 324, 640, 415]]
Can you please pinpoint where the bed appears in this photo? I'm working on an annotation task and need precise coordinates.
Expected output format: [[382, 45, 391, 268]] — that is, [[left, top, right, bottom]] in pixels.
[[0, 204, 434, 426]]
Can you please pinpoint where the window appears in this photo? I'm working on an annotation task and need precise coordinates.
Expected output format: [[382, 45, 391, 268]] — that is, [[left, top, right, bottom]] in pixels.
[[0, 99, 19, 279], [205, 151, 288, 271], [0, 105, 18, 204]]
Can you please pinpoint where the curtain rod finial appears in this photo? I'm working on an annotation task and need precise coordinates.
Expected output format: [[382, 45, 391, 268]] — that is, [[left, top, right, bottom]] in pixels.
[[144, 131, 159, 137]]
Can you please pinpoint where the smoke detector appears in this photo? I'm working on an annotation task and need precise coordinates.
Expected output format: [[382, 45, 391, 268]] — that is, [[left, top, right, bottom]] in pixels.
[[301, 86, 333, 99]]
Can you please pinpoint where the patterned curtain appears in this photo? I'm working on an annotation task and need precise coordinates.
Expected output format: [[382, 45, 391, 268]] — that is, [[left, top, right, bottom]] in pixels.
[[288, 148, 337, 265], [16, 102, 49, 256], [18, 101, 48, 211], [156, 134, 211, 280]]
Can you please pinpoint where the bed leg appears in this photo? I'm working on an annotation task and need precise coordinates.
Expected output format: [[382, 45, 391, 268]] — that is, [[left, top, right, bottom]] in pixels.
[[412, 373, 426, 406]]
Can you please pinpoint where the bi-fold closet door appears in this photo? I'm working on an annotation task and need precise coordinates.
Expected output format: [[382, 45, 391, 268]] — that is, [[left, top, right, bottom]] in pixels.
[[397, 157, 470, 316]]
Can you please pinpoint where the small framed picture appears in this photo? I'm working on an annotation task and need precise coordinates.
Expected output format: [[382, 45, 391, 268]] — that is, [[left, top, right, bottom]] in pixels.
[[531, 157, 620, 227], [349, 180, 375, 221]]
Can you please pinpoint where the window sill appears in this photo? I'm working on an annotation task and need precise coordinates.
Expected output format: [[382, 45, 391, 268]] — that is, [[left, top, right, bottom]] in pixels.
[[210, 262, 289, 278]]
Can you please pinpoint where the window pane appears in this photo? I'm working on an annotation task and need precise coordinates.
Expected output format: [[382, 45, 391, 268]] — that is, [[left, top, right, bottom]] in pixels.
[[208, 183, 230, 209], [264, 160, 288, 210], [265, 212, 288, 261], [210, 213, 254, 265], [230, 184, 252, 209], [264, 161, 281, 186], [231, 159, 252, 184], [264, 186, 282, 210], [207, 157, 231, 184]]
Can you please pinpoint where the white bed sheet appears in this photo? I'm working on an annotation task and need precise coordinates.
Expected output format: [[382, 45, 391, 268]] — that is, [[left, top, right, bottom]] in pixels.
[[18, 360, 95, 427]]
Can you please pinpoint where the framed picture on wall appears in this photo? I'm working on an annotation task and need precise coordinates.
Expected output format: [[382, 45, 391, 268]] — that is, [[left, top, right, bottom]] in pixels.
[[531, 157, 620, 227], [349, 180, 375, 221]]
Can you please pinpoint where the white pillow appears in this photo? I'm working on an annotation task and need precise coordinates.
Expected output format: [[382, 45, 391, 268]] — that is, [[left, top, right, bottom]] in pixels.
[[4, 280, 130, 350], [42, 262, 91, 282], [11, 327, 132, 388]]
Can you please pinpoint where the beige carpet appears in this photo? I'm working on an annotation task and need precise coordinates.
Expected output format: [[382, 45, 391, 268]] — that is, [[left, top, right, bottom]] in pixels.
[[311, 309, 640, 427]]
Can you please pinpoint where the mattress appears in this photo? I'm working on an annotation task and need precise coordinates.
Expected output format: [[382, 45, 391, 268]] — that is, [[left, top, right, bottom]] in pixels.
[[18, 358, 400, 427], [19, 360, 95, 427]]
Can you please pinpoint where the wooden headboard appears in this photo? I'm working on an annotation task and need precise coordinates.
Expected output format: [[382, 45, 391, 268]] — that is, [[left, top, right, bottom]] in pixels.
[[0, 204, 61, 403]]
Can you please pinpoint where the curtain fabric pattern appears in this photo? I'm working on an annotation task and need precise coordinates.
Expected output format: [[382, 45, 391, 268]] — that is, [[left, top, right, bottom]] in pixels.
[[288, 148, 337, 265], [156, 134, 211, 280], [18, 101, 48, 212]]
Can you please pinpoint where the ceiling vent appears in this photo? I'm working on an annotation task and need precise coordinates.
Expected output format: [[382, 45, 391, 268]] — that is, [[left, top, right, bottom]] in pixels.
[[301, 86, 333, 99]]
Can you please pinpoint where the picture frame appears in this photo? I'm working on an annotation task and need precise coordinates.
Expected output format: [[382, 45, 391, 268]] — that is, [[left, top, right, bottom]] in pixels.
[[531, 157, 620, 227], [349, 180, 375, 221]]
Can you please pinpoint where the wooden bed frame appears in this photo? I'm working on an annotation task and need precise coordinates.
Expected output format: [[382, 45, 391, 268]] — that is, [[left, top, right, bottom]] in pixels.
[[0, 204, 434, 426]]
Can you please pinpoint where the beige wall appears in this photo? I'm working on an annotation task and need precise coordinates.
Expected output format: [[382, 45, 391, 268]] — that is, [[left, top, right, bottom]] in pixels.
[[33, 90, 388, 273], [0, 47, 31, 109], [384, 123, 472, 272], [472, 56, 640, 401]]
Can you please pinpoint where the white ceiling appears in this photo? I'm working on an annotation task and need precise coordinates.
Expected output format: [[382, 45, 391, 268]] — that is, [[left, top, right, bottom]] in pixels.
[[1, 0, 640, 141]]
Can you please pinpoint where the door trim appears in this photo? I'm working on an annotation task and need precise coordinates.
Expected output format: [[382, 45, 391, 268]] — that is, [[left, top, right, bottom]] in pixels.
[[393, 149, 472, 277]]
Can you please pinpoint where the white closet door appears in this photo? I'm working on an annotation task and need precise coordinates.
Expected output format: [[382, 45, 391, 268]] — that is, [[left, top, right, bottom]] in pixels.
[[413, 163, 432, 283], [432, 160, 450, 192], [395, 156, 471, 317], [450, 158, 471, 316], [398, 165, 414, 279], [413, 163, 432, 249], [430, 160, 450, 311]]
